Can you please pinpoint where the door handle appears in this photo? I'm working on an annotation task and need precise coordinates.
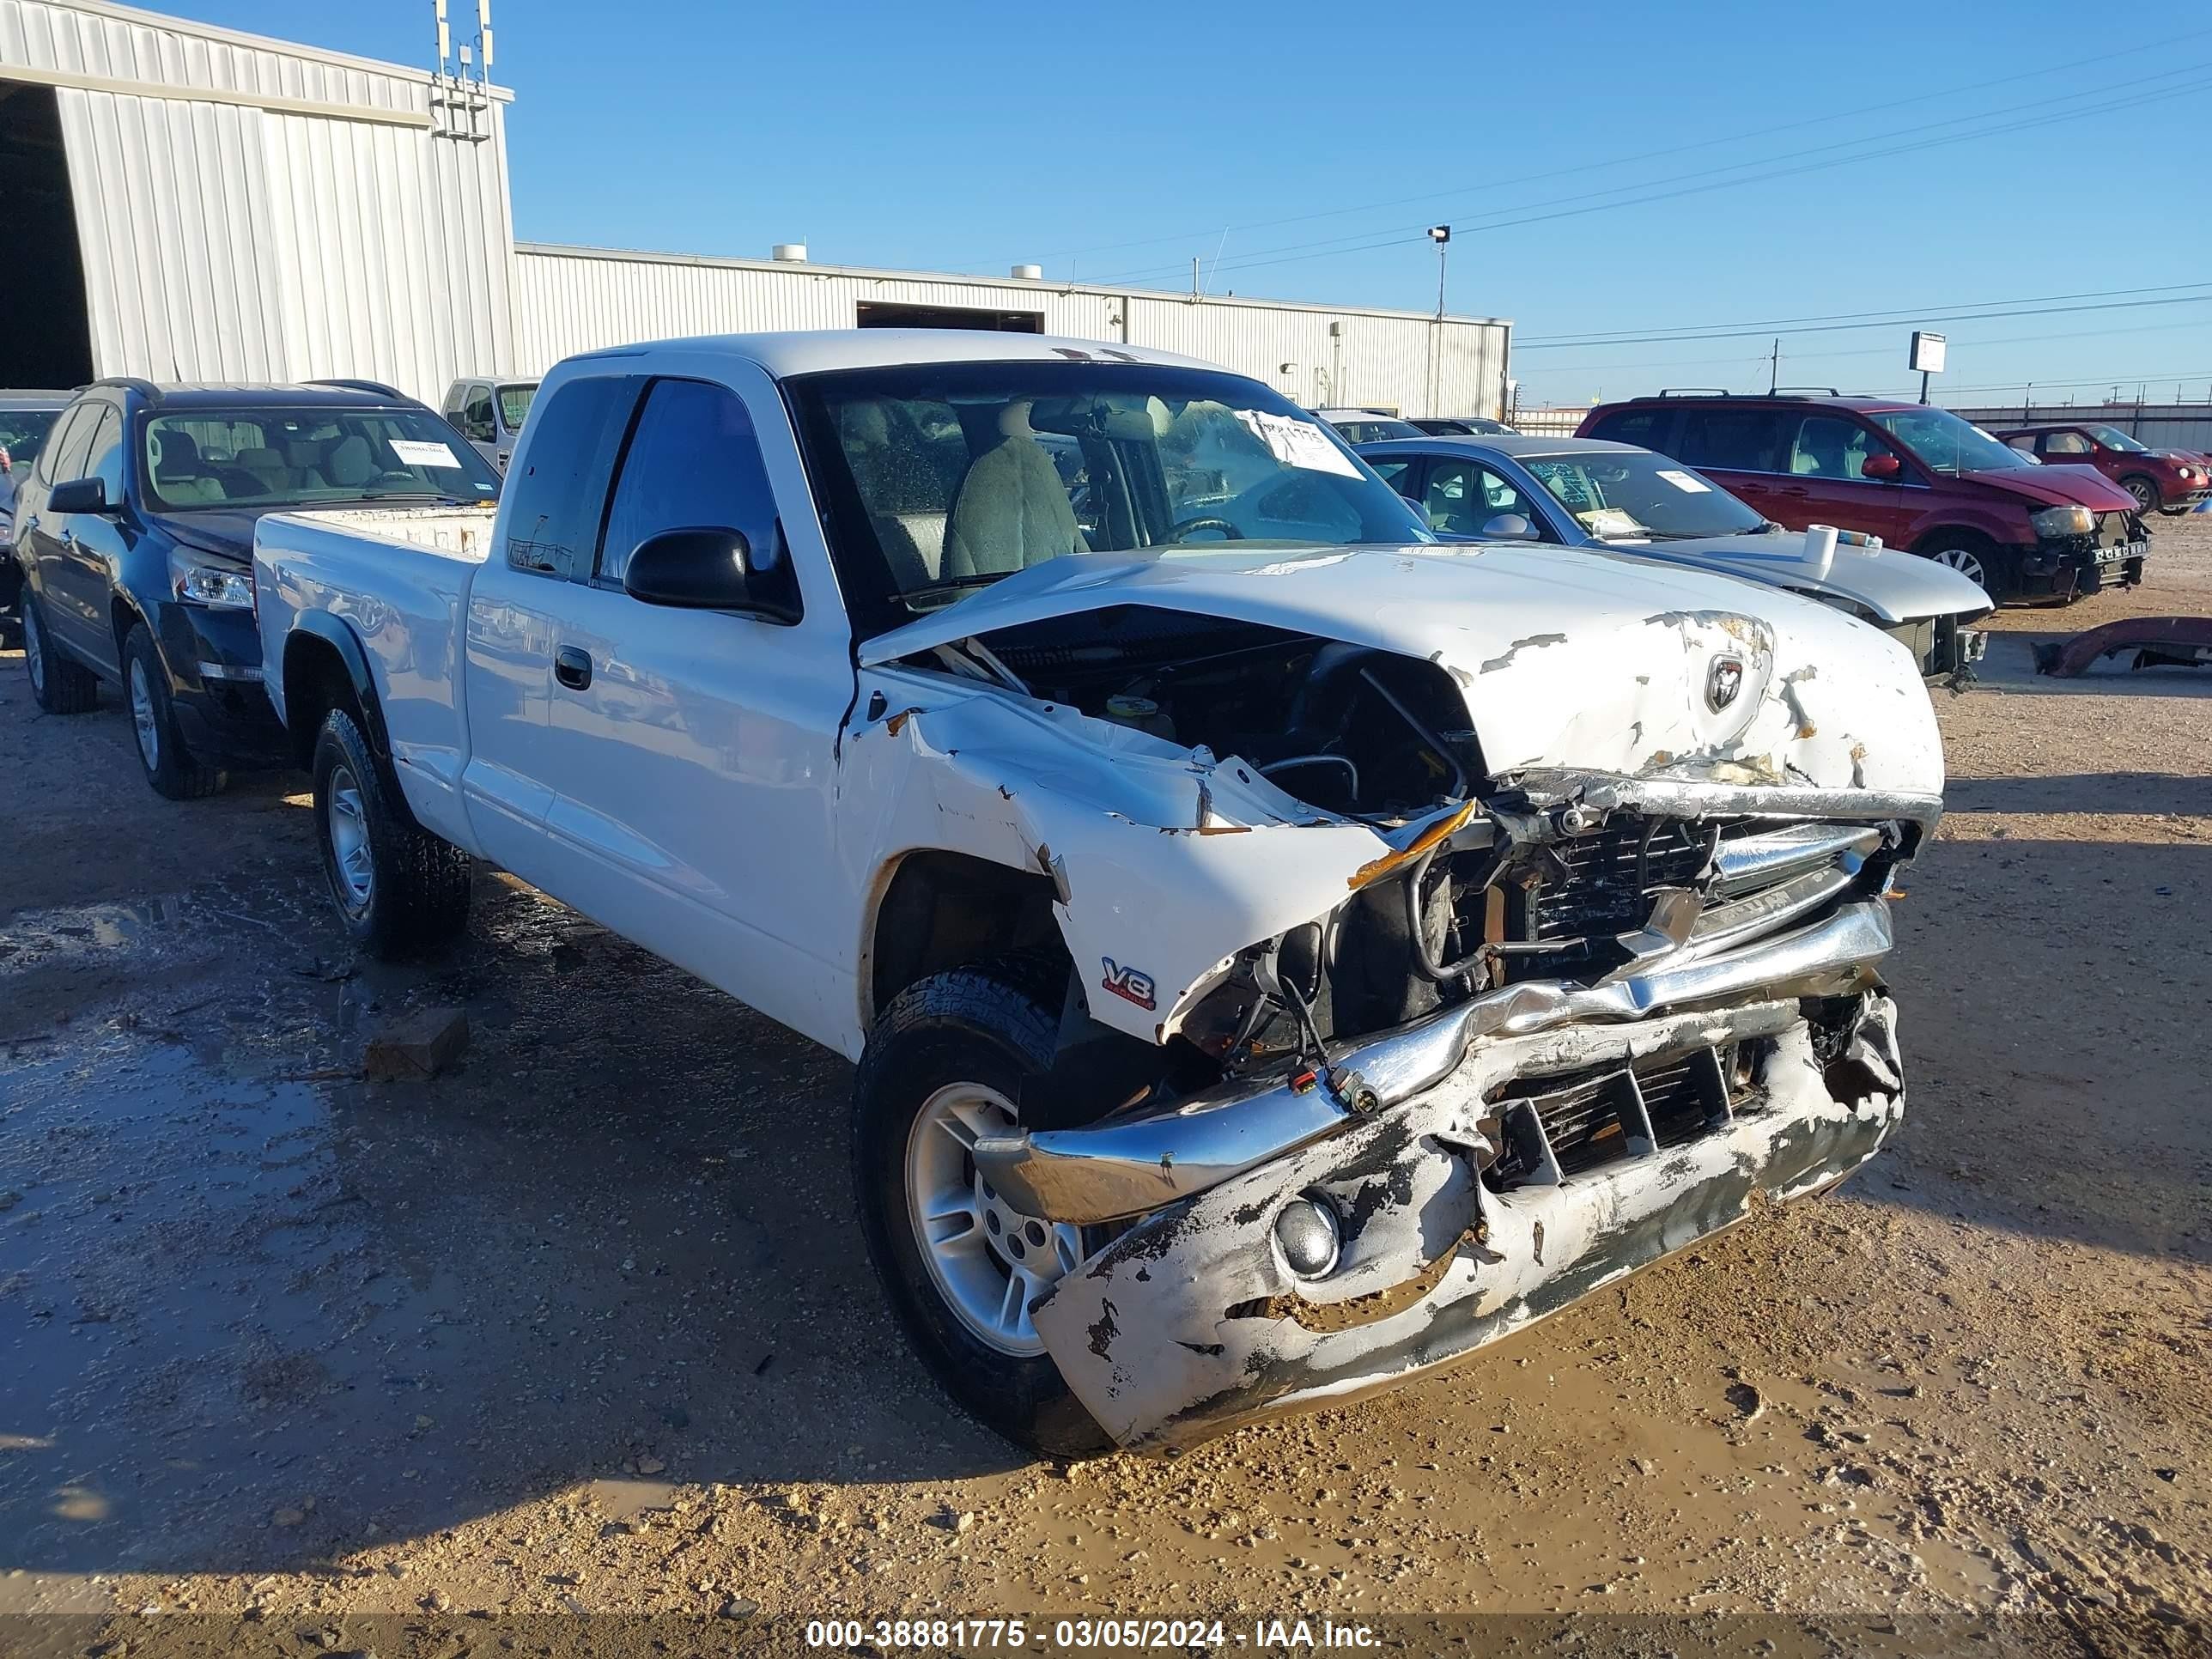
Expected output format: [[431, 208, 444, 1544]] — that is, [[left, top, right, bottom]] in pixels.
[[58, 527, 74, 544], [554, 646, 592, 690]]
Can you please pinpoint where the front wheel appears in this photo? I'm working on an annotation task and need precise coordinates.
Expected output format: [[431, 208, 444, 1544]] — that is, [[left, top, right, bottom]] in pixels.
[[1921, 539, 2013, 605], [852, 957, 1114, 1459], [123, 623, 225, 799], [311, 707, 473, 957], [2119, 475, 2159, 514]]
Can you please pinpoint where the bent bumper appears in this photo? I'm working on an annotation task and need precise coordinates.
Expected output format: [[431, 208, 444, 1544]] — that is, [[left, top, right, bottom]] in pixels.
[[1031, 985, 1906, 1452]]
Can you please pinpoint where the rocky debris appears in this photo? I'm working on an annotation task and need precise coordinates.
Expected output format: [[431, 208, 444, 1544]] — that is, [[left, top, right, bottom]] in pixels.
[[362, 1006, 471, 1081]]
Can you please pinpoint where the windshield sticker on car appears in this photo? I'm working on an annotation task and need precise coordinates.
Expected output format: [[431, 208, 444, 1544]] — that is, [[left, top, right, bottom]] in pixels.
[[390, 439, 462, 469], [1581, 507, 1648, 538], [1235, 410, 1362, 478], [1656, 469, 1711, 493]]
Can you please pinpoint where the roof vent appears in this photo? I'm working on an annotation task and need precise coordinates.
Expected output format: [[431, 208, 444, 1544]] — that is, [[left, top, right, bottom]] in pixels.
[[771, 243, 808, 263], [1011, 263, 1044, 281]]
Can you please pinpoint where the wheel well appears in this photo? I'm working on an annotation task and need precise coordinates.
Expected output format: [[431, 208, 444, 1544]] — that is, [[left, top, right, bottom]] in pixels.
[[109, 593, 143, 659], [281, 634, 364, 768], [867, 851, 1064, 1025], [1911, 526, 1997, 559], [2118, 471, 2157, 494]]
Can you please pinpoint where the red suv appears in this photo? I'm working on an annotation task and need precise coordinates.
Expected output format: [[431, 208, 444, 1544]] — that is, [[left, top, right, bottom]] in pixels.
[[1578, 392, 2145, 603], [1992, 422, 2209, 516]]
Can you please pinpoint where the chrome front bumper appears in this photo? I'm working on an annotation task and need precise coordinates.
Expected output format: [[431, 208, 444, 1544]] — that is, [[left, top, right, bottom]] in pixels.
[[978, 900, 1895, 1226], [1030, 985, 1907, 1450]]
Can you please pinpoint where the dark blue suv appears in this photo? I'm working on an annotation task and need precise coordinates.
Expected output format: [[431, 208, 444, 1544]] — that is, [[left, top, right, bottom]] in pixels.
[[15, 380, 499, 798]]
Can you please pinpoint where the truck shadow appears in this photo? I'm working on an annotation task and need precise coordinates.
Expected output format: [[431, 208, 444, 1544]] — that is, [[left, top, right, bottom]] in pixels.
[[0, 823, 2204, 1578]]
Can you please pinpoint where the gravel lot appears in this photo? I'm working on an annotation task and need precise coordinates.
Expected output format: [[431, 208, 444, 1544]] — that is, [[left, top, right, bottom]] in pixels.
[[2, 524, 2208, 1656]]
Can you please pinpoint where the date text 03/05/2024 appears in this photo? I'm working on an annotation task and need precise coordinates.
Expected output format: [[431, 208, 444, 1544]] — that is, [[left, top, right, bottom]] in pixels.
[[802, 1618, 1379, 1650]]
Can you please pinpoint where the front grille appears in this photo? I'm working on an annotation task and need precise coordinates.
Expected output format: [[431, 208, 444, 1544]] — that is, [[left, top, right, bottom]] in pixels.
[[1486, 1042, 1745, 1189], [1525, 819, 1710, 944]]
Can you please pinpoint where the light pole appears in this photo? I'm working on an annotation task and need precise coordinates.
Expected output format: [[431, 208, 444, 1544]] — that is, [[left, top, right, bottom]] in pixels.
[[1426, 226, 1450, 416]]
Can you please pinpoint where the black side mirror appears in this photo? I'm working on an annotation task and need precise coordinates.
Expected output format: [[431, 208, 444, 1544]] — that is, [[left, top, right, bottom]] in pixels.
[[47, 477, 110, 514], [1480, 512, 1540, 541], [622, 525, 800, 623]]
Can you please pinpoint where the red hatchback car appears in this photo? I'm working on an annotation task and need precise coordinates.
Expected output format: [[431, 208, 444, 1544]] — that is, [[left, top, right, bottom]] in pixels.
[[1992, 422, 2210, 516], [1579, 392, 2145, 603]]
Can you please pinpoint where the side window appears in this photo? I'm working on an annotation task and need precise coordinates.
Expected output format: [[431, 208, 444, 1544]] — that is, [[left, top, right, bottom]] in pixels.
[[459, 387, 496, 444], [1785, 415, 1878, 480], [501, 374, 641, 578], [2005, 435, 2038, 454], [47, 404, 100, 486], [37, 404, 94, 484], [1367, 458, 1416, 496], [598, 378, 781, 588], [1421, 461, 1540, 536], [1587, 408, 1663, 447], [83, 408, 125, 497], [1676, 408, 1788, 474], [2045, 430, 2092, 456], [442, 386, 467, 419]]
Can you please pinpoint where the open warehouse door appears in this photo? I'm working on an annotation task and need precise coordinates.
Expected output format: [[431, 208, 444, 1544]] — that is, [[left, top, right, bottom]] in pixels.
[[0, 80, 93, 390]]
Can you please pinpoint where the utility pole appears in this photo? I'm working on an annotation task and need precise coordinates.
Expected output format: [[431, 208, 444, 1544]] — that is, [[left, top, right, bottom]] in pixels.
[[1768, 337, 1780, 394], [1426, 226, 1451, 416]]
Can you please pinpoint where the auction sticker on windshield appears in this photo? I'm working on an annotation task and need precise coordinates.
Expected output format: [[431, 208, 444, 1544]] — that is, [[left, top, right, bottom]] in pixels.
[[1656, 469, 1711, 492], [1237, 410, 1362, 478], [389, 439, 462, 468]]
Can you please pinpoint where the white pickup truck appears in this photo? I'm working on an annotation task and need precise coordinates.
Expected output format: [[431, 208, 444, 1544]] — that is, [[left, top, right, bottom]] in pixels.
[[253, 331, 1945, 1456]]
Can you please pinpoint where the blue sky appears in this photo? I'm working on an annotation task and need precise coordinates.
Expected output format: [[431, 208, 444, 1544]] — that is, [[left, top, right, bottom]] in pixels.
[[138, 1, 2212, 408]]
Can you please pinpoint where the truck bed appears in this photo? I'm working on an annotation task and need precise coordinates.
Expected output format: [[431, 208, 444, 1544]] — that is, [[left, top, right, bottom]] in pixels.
[[253, 504, 500, 849]]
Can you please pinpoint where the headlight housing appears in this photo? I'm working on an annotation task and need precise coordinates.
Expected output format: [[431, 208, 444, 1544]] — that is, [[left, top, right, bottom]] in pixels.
[[2178, 465, 2199, 482], [171, 550, 254, 609], [2030, 504, 2095, 538]]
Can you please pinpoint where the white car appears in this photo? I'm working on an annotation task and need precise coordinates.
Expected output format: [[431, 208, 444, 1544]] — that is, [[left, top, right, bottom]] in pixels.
[[254, 331, 1944, 1455], [1358, 434, 1993, 679]]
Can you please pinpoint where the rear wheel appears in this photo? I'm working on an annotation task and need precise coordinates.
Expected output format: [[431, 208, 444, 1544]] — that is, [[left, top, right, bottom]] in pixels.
[[123, 623, 225, 799], [21, 593, 98, 714], [311, 707, 472, 957], [853, 957, 1114, 1459], [2119, 475, 2159, 514]]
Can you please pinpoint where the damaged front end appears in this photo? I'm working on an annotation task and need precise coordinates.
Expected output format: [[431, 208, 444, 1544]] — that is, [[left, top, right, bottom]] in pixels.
[[851, 553, 1944, 1449], [981, 775, 1931, 1449]]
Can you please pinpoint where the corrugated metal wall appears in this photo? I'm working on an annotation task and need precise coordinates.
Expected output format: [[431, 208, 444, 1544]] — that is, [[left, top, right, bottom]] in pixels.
[[518, 244, 1510, 419], [0, 0, 518, 400]]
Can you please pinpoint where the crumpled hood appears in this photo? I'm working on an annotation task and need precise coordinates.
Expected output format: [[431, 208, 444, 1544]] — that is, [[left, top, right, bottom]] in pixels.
[[860, 542, 1943, 796], [1965, 464, 2136, 512], [1606, 531, 1993, 624]]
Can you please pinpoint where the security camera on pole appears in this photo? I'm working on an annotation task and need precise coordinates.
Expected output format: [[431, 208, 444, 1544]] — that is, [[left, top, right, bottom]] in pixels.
[[1426, 226, 1451, 416]]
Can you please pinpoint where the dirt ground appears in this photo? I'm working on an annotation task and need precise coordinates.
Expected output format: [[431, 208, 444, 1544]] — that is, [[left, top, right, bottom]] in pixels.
[[2, 524, 2209, 1658]]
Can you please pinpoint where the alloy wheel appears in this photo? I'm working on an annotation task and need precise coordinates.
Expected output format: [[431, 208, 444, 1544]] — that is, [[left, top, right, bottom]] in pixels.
[[24, 606, 44, 693], [325, 764, 374, 915], [1929, 545, 1989, 592], [128, 658, 160, 770], [904, 1083, 1083, 1358]]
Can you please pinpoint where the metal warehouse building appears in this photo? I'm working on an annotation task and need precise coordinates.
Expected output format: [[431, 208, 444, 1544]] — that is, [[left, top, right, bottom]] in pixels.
[[0, 0, 1510, 416]]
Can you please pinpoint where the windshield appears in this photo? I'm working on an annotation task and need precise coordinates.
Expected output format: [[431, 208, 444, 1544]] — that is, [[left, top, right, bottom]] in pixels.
[[0, 407, 60, 465], [2084, 422, 2148, 453], [141, 405, 503, 511], [788, 362, 1431, 631], [1522, 449, 1769, 541], [497, 383, 538, 430], [1869, 407, 2033, 473]]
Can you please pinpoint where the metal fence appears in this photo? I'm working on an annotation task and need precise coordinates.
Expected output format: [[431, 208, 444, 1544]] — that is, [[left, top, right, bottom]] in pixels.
[[1505, 405, 1588, 436]]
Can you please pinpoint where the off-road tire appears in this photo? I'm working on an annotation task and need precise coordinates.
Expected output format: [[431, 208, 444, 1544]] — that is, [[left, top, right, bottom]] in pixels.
[[311, 707, 472, 957], [123, 623, 226, 799], [21, 592, 98, 714], [852, 954, 1114, 1460], [2119, 474, 2159, 514]]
